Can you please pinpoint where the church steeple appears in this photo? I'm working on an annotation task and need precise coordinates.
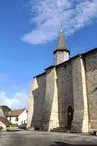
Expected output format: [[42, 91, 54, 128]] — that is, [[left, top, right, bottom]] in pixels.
[[54, 27, 70, 65]]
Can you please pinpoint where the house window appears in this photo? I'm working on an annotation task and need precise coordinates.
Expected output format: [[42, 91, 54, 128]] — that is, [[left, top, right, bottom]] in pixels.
[[10, 117, 11, 121], [21, 121, 23, 124], [16, 117, 18, 121]]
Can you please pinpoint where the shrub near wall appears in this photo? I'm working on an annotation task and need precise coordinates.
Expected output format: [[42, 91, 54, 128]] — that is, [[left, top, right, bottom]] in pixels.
[[11, 124, 18, 127]]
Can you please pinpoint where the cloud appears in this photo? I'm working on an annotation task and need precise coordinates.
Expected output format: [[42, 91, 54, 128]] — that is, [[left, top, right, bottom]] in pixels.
[[21, 0, 97, 45], [0, 92, 28, 110]]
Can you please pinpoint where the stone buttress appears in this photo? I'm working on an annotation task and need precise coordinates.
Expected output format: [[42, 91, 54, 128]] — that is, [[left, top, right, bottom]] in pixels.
[[43, 67, 59, 130], [71, 55, 89, 132]]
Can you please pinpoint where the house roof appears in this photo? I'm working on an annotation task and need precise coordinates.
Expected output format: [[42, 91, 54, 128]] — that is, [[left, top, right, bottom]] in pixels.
[[0, 116, 11, 127], [7, 109, 25, 117]]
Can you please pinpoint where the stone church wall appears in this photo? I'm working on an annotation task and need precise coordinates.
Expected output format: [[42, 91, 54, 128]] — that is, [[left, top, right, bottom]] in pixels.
[[44, 67, 59, 130], [27, 73, 46, 129], [85, 50, 97, 131], [27, 49, 97, 132], [56, 61, 73, 128], [71, 56, 89, 133]]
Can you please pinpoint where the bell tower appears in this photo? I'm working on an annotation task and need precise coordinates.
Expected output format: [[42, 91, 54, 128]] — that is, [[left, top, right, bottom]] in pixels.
[[53, 27, 70, 65]]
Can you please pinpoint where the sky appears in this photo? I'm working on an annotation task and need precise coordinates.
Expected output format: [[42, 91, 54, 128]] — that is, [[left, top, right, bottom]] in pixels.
[[0, 0, 97, 110]]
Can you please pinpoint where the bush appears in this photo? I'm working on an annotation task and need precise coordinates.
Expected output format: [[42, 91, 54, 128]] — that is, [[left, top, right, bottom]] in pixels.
[[11, 124, 18, 127]]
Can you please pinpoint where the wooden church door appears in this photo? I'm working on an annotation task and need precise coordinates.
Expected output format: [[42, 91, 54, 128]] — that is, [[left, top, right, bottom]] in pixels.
[[67, 106, 73, 128]]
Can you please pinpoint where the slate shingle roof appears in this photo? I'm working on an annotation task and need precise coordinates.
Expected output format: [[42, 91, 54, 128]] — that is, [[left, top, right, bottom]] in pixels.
[[53, 30, 70, 54]]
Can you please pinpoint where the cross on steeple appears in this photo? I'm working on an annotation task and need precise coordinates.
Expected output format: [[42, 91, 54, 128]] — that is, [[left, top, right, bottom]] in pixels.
[[60, 22, 63, 32]]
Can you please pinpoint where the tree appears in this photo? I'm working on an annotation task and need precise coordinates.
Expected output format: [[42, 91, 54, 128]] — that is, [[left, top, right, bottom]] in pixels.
[[1, 105, 11, 113]]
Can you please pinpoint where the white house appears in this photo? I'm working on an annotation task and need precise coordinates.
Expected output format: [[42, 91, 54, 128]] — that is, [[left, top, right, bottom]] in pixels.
[[7, 109, 28, 127]]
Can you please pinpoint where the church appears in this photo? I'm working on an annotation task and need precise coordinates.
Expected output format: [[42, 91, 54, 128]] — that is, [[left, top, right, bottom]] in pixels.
[[27, 28, 97, 133]]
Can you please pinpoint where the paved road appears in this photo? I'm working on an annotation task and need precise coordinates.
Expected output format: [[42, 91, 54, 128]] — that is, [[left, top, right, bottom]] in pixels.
[[0, 131, 97, 146]]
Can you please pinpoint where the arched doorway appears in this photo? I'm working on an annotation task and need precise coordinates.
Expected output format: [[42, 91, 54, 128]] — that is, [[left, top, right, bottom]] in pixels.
[[67, 106, 73, 128]]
